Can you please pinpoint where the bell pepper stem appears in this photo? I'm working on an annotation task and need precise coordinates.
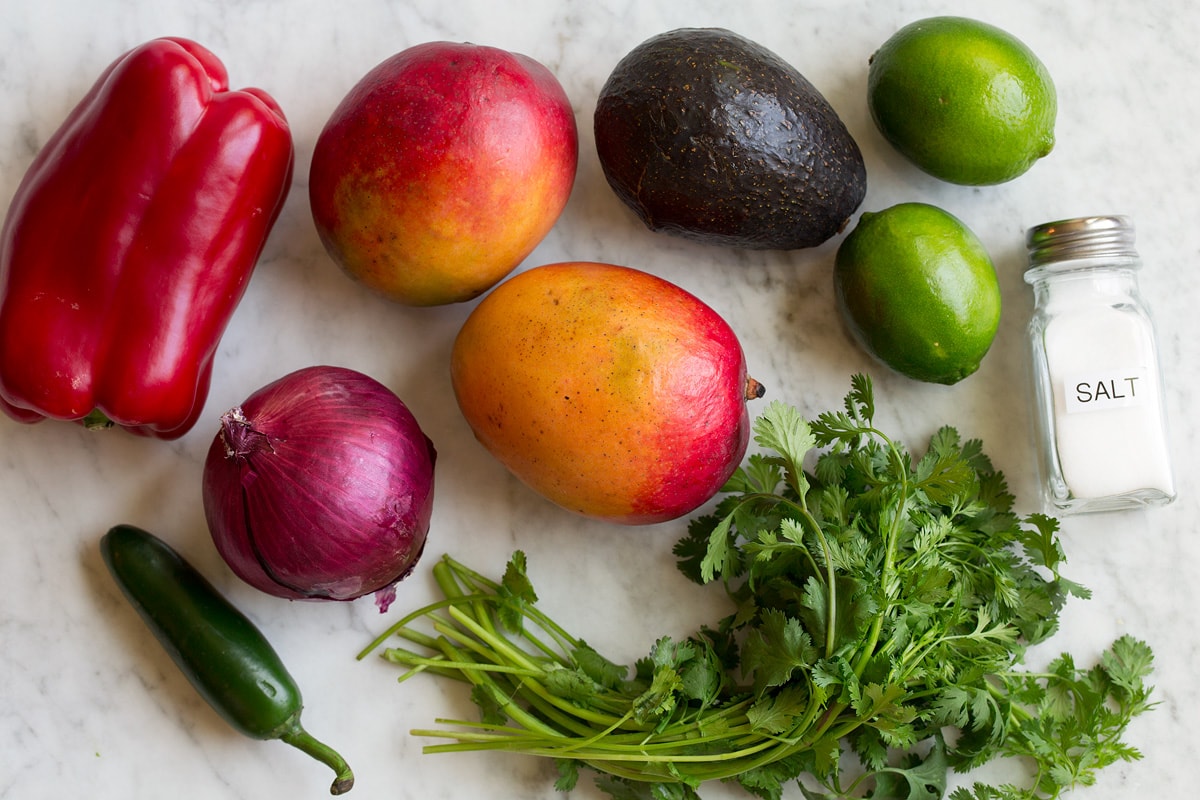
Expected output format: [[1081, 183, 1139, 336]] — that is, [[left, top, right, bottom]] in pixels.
[[82, 408, 115, 430], [280, 724, 355, 795]]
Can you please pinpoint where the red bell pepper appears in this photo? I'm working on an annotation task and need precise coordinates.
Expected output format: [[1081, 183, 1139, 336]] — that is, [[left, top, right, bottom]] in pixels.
[[0, 37, 294, 439]]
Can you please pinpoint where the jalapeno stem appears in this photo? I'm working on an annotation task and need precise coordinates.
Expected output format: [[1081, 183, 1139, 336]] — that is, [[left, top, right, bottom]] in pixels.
[[280, 723, 355, 795]]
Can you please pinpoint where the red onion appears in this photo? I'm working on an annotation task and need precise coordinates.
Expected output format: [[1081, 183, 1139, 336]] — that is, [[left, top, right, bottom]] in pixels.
[[202, 365, 436, 609]]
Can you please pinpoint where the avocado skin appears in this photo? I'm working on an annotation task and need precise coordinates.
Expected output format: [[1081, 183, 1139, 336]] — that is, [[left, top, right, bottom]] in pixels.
[[595, 28, 867, 250]]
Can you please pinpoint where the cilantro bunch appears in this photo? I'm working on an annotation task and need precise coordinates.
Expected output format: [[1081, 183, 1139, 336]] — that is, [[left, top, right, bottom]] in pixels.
[[361, 375, 1155, 800]]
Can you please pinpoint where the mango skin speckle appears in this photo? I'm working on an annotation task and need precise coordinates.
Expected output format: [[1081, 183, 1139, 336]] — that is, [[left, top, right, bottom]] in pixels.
[[450, 262, 758, 525]]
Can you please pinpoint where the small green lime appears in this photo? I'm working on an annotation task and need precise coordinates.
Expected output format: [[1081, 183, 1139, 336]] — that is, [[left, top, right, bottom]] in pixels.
[[834, 203, 1001, 385], [867, 16, 1056, 186]]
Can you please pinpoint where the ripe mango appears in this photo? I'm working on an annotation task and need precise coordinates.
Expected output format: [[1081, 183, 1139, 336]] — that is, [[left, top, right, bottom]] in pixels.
[[450, 262, 763, 525], [309, 42, 578, 306]]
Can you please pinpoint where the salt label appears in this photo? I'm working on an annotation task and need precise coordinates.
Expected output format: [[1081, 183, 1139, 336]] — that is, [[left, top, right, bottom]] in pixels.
[[1063, 367, 1150, 414]]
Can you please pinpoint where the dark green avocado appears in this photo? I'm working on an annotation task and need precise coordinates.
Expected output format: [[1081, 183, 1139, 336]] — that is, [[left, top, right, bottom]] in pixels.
[[594, 28, 867, 250]]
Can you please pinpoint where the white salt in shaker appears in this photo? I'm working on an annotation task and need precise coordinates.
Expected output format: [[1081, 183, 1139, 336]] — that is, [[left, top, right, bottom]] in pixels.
[[1024, 215, 1176, 514]]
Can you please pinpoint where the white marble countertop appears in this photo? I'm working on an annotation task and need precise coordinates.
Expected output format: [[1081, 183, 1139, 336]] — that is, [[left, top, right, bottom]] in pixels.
[[2, 1, 1196, 798]]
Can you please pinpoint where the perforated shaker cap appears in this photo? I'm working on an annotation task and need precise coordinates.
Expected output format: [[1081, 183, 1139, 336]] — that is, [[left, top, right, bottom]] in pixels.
[[1025, 215, 1139, 271]]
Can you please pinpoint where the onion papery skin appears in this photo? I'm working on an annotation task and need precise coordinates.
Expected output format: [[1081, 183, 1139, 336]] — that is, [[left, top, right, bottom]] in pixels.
[[202, 365, 436, 602]]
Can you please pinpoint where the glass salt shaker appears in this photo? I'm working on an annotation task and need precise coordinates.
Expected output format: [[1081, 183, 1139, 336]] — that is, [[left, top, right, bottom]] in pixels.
[[1024, 215, 1176, 514]]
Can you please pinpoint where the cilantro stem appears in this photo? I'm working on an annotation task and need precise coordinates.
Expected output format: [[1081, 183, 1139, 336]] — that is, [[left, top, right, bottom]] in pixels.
[[383, 648, 542, 678], [441, 605, 544, 671], [356, 593, 490, 660], [849, 436, 907, 683]]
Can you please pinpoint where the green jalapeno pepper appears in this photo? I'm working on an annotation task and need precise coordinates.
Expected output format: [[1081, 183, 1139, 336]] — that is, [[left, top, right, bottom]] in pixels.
[[100, 524, 354, 795]]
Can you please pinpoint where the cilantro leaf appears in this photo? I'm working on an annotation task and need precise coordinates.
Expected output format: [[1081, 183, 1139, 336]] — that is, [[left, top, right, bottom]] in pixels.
[[864, 734, 950, 800], [554, 758, 580, 791], [742, 608, 818, 691], [497, 550, 537, 632], [751, 400, 816, 496], [594, 775, 701, 800], [1103, 635, 1155, 699], [573, 641, 628, 690], [746, 684, 810, 734]]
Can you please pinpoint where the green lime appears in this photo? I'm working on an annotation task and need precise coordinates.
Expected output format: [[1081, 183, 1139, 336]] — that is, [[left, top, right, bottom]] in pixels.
[[867, 16, 1056, 186], [834, 203, 1001, 385]]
